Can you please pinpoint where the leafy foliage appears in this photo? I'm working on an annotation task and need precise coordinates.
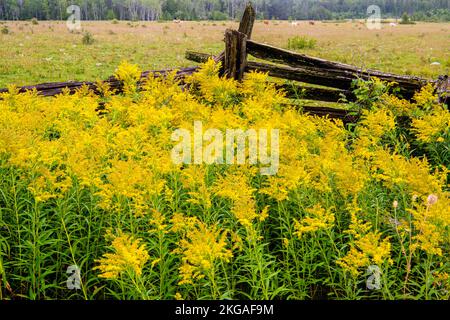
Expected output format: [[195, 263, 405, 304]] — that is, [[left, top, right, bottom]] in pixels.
[[0, 1, 448, 21], [287, 36, 317, 50]]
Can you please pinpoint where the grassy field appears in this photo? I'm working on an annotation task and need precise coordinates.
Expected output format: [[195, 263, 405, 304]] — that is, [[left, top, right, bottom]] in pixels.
[[0, 20, 449, 87]]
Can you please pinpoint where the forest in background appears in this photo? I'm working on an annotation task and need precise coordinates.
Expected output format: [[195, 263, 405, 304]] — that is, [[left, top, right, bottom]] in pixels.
[[0, 0, 449, 22]]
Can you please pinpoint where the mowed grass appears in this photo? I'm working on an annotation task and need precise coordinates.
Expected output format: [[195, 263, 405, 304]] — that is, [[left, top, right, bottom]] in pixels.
[[0, 19, 449, 87]]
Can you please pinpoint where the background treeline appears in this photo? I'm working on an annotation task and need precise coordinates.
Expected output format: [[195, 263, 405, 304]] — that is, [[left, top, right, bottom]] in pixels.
[[0, 0, 449, 21]]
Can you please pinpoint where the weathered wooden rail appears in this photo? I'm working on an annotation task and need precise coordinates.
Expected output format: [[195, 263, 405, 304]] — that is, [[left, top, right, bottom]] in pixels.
[[245, 40, 428, 99], [185, 3, 448, 119], [185, 50, 356, 103], [191, 5, 446, 100], [0, 2, 448, 123], [0, 67, 199, 97]]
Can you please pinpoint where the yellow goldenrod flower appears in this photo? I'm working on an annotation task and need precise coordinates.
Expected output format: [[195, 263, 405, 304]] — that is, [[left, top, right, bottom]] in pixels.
[[337, 230, 393, 276], [174, 292, 184, 300], [114, 61, 142, 94], [337, 200, 393, 276], [408, 193, 449, 256], [293, 204, 335, 238], [94, 232, 150, 279], [173, 221, 233, 285], [213, 170, 260, 226], [149, 209, 168, 233], [412, 106, 450, 143], [412, 83, 439, 109]]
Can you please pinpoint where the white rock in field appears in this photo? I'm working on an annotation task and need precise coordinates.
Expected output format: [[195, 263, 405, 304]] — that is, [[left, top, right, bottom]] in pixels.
[[430, 62, 441, 66], [96, 63, 102, 67]]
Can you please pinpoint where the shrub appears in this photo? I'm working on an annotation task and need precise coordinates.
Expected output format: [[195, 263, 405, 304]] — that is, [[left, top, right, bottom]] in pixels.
[[210, 10, 228, 21], [399, 13, 416, 24], [31, 17, 39, 25], [1, 25, 9, 34], [287, 36, 317, 50], [82, 32, 95, 45]]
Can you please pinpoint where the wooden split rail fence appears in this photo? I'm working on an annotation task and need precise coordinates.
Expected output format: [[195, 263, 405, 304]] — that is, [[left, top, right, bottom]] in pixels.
[[0, 3, 448, 124]]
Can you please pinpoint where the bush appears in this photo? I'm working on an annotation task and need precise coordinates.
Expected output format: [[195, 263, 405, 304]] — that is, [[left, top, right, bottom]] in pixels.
[[287, 36, 317, 50], [31, 17, 39, 25], [399, 12, 416, 24], [82, 32, 95, 45], [210, 10, 228, 21], [1, 25, 9, 34], [111, 19, 119, 24]]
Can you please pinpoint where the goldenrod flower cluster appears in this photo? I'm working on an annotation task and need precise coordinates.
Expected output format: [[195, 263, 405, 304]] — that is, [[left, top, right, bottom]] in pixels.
[[172, 216, 233, 285], [412, 107, 450, 143], [114, 60, 142, 94], [94, 232, 150, 279], [293, 204, 335, 238], [409, 194, 450, 256], [213, 170, 262, 227], [337, 206, 393, 276]]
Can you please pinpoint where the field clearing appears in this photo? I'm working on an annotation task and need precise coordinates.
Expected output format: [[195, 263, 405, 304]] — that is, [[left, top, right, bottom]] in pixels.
[[0, 20, 449, 87]]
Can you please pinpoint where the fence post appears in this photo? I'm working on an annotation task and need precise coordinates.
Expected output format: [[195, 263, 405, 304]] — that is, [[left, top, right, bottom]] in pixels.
[[224, 29, 248, 81], [238, 2, 256, 39], [436, 75, 449, 105], [215, 3, 255, 74]]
